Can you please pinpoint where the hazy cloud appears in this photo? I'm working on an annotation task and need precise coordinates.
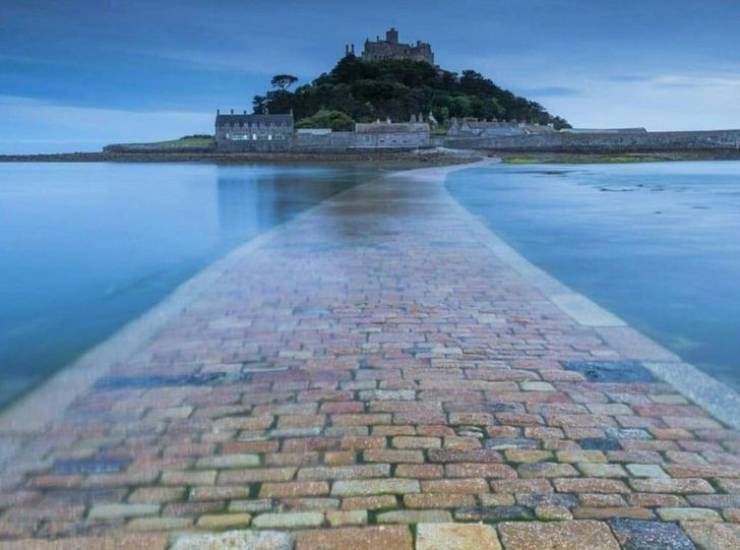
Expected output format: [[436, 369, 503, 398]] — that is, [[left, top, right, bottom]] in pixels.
[[520, 87, 582, 97], [542, 72, 740, 130], [652, 75, 740, 90], [0, 96, 211, 152]]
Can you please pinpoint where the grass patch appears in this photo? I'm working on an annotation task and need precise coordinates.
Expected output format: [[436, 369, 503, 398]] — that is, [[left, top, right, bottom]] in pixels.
[[146, 135, 215, 149], [104, 135, 216, 152], [500, 153, 667, 165]]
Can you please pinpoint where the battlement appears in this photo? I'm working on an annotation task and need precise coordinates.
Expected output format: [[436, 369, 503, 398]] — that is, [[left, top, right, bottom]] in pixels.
[[351, 27, 434, 65]]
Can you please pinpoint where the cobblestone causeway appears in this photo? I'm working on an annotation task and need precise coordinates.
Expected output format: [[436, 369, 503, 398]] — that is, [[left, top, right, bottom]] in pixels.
[[0, 163, 738, 548]]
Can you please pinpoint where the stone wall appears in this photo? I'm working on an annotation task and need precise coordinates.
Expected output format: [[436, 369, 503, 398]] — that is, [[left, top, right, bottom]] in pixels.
[[104, 143, 215, 154], [217, 130, 431, 152], [293, 132, 356, 151], [354, 129, 430, 149], [444, 129, 740, 152], [215, 126, 740, 154], [362, 42, 433, 64], [216, 140, 294, 153]]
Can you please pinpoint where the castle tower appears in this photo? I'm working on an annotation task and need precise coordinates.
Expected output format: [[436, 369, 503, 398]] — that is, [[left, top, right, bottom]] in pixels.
[[360, 28, 434, 65]]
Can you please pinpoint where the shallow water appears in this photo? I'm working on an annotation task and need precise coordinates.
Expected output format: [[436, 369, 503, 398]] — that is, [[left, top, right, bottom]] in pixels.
[[0, 162, 376, 408], [447, 161, 740, 391]]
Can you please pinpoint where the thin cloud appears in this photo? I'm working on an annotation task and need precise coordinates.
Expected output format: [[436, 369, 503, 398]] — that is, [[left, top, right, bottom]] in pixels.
[[141, 49, 324, 78], [653, 75, 740, 90], [0, 97, 212, 152], [607, 75, 652, 83], [520, 87, 582, 97], [0, 95, 45, 106], [542, 73, 740, 131]]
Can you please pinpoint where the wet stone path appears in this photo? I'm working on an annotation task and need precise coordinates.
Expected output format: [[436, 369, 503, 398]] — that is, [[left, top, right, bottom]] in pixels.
[[1, 165, 739, 549]]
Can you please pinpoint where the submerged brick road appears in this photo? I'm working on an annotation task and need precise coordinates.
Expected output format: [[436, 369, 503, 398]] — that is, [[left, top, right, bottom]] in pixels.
[[1, 164, 739, 548]]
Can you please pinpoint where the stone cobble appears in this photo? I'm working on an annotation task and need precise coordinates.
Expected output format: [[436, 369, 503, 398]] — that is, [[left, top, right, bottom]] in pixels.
[[0, 164, 738, 548]]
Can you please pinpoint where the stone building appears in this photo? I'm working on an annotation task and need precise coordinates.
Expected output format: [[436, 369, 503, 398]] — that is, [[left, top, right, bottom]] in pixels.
[[214, 110, 294, 143], [447, 118, 556, 138], [353, 119, 431, 148], [213, 110, 433, 152], [358, 28, 434, 65]]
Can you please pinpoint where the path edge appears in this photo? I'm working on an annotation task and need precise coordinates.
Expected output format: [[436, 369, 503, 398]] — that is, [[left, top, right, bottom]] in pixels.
[[420, 161, 740, 430]]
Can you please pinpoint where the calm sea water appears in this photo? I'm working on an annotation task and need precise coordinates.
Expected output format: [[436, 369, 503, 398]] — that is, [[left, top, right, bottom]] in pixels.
[[0, 162, 376, 408], [447, 161, 740, 391]]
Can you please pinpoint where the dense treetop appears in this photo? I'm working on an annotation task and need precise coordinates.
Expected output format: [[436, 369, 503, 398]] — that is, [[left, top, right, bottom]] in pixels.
[[253, 55, 570, 129], [295, 110, 354, 131]]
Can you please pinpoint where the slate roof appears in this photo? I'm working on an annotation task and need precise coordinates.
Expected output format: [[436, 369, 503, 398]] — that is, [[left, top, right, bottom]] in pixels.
[[216, 113, 294, 127]]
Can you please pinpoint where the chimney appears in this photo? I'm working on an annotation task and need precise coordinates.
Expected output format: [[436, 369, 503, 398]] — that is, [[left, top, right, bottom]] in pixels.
[[230, 109, 234, 114], [345, 44, 349, 55], [351, 44, 355, 55], [216, 109, 220, 115], [243, 110, 247, 114]]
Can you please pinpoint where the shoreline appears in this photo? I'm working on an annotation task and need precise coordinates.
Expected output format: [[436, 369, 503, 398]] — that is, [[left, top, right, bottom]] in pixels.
[[496, 150, 740, 164], [0, 149, 481, 165], [1, 159, 738, 435], [2, 148, 740, 165]]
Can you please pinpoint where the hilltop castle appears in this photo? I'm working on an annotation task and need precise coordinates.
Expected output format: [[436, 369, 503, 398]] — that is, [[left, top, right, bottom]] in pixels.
[[345, 28, 434, 65]]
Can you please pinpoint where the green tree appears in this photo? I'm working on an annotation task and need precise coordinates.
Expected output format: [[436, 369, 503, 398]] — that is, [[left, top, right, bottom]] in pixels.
[[253, 57, 570, 127], [295, 110, 354, 131], [270, 74, 298, 90], [449, 96, 472, 118], [252, 95, 268, 114]]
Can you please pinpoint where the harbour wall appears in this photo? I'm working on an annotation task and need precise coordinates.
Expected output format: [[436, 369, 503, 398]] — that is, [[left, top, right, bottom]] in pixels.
[[443, 129, 740, 152], [104, 129, 740, 156]]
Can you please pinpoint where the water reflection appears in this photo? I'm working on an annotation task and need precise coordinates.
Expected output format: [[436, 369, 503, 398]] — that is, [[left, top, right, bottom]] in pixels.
[[0, 162, 376, 408], [216, 176, 262, 237]]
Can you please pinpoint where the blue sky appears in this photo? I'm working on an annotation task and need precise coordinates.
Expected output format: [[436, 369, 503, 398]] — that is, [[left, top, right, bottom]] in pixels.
[[1, 0, 739, 152]]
